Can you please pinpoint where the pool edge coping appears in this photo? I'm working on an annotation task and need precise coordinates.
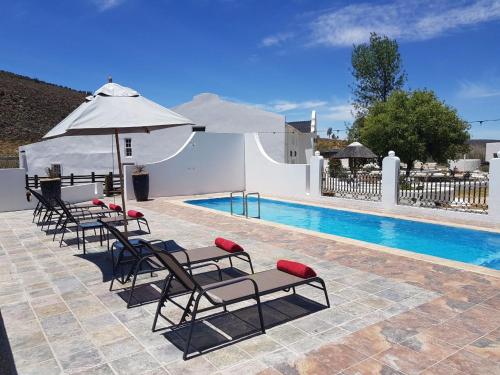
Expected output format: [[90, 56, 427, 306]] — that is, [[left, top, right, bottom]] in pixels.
[[172, 197, 500, 279]]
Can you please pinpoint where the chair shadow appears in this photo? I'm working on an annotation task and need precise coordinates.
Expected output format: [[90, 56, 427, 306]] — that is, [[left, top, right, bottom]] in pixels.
[[117, 267, 249, 307], [161, 293, 327, 358]]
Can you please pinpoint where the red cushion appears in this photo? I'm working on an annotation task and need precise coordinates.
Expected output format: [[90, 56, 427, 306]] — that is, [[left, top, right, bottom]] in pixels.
[[214, 237, 244, 253], [277, 260, 317, 279], [108, 203, 122, 212], [127, 210, 144, 218], [92, 199, 105, 206]]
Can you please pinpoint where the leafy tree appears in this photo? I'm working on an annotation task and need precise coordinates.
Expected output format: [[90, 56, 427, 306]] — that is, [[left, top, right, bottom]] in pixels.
[[360, 90, 470, 175], [326, 127, 332, 138], [351, 33, 406, 111]]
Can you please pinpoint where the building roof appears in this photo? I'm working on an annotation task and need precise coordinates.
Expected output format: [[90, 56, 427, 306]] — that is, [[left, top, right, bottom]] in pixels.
[[286, 120, 311, 133]]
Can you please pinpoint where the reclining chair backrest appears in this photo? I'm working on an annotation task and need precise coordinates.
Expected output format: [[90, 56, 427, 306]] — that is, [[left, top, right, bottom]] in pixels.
[[55, 197, 77, 223], [28, 188, 53, 210], [151, 249, 198, 291], [100, 221, 143, 259]]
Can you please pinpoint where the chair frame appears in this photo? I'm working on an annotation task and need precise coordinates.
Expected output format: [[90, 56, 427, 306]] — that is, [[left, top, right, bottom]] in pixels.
[[148, 247, 330, 360]]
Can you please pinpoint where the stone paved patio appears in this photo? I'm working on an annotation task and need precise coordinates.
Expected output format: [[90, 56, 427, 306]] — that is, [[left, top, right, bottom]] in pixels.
[[0, 197, 499, 374]]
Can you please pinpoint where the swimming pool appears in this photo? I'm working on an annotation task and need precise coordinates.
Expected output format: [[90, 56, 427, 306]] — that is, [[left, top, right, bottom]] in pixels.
[[185, 197, 500, 271]]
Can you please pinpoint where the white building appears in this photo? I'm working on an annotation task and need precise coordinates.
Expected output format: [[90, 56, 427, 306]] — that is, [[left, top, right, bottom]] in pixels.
[[20, 93, 317, 175]]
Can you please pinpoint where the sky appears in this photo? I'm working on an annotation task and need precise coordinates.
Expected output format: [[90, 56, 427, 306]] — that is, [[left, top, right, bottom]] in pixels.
[[1, 0, 500, 139]]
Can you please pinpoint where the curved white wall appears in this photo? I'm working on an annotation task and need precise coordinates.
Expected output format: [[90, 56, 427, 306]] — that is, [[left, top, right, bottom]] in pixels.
[[245, 133, 310, 198], [124, 132, 245, 199]]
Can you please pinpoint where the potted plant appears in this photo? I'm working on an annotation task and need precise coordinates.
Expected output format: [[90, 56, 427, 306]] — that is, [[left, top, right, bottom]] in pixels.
[[40, 166, 61, 204], [132, 165, 149, 201]]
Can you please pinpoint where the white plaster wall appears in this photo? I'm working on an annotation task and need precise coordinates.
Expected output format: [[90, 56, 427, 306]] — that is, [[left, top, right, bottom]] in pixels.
[[486, 142, 500, 162], [0, 168, 103, 212], [245, 133, 310, 198], [449, 159, 481, 172], [124, 132, 245, 200]]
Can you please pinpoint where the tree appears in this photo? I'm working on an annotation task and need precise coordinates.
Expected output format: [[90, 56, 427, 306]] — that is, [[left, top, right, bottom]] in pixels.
[[351, 33, 406, 111], [326, 127, 332, 138], [347, 33, 406, 141], [360, 90, 470, 175]]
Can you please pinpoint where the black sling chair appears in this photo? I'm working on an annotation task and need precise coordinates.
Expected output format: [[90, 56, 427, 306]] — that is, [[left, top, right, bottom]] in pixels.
[[148, 246, 330, 360], [54, 197, 105, 253], [100, 220, 255, 308]]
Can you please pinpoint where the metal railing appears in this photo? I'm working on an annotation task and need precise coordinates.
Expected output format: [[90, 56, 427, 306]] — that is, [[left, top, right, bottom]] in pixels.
[[230, 191, 261, 218], [26, 172, 121, 195], [398, 173, 488, 214], [322, 171, 382, 201]]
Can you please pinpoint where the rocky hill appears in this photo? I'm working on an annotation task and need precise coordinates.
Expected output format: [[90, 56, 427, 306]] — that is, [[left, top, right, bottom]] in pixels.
[[0, 70, 89, 154]]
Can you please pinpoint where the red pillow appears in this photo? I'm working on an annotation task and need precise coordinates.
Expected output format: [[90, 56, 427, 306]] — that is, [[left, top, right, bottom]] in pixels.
[[277, 260, 317, 279], [92, 198, 105, 206], [128, 210, 144, 218], [215, 237, 244, 253], [109, 203, 122, 212]]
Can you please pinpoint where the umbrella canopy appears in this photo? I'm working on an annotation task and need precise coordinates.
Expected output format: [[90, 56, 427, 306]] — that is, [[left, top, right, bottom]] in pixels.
[[332, 141, 377, 159], [44, 83, 192, 138], [43, 82, 193, 235]]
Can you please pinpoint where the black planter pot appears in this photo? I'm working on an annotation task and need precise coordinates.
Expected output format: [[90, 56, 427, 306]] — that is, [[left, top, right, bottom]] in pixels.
[[132, 173, 149, 201], [40, 178, 62, 205]]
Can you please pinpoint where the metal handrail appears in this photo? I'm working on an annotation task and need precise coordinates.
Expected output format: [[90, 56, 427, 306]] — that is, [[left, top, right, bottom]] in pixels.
[[244, 192, 261, 219], [230, 191, 245, 216]]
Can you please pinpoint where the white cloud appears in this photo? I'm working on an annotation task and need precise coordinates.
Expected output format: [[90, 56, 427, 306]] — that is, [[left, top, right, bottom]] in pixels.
[[264, 0, 500, 48], [260, 32, 294, 47], [457, 80, 500, 98], [92, 0, 124, 11], [264, 99, 328, 112], [322, 103, 354, 122]]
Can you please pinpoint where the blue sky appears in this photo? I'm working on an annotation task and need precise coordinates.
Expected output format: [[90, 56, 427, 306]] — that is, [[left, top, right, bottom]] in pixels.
[[1, 0, 500, 139]]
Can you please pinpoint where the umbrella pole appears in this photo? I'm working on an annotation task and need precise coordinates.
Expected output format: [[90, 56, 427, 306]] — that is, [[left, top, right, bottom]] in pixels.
[[114, 129, 128, 236]]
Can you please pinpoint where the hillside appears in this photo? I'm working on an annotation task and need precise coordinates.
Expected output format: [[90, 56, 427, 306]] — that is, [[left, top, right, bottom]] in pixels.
[[0, 70, 89, 154]]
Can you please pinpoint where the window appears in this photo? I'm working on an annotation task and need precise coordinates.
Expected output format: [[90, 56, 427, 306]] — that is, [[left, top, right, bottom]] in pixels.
[[192, 126, 206, 132], [125, 138, 132, 157], [294, 151, 297, 157], [289, 150, 293, 157]]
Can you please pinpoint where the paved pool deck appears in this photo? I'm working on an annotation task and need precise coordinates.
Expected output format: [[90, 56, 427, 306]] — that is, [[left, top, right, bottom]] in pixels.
[[0, 196, 499, 374]]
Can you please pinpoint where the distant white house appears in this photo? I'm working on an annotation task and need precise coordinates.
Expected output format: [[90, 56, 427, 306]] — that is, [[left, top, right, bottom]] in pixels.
[[20, 93, 317, 175], [486, 142, 500, 161]]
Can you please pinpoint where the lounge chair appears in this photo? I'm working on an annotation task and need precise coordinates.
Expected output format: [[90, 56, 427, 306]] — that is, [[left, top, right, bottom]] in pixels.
[[54, 197, 106, 253], [148, 247, 330, 360], [99, 204, 151, 234], [99, 221, 254, 308]]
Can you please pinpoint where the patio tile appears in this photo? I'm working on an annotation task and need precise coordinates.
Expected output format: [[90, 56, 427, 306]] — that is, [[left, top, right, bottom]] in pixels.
[[164, 356, 218, 375], [57, 347, 104, 373], [71, 363, 115, 375], [205, 345, 251, 369], [12, 342, 54, 369], [236, 334, 283, 357], [15, 358, 62, 375], [267, 324, 309, 345], [464, 327, 500, 361], [219, 359, 269, 375], [109, 350, 161, 375], [439, 349, 500, 375], [342, 357, 404, 375], [295, 343, 367, 375], [99, 336, 144, 362]]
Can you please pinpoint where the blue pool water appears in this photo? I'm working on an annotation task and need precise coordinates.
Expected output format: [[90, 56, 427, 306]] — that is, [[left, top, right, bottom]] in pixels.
[[186, 197, 500, 270]]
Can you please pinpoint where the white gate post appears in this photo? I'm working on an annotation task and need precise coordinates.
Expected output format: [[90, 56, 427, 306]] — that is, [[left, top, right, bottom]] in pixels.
[[382, 151, 400, 209], [309, 151, 324, 197], [488, 152, 500, 221]]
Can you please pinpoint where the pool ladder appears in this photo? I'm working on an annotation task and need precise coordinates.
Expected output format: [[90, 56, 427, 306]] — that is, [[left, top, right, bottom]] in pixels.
[[230, 191, 261, 219]]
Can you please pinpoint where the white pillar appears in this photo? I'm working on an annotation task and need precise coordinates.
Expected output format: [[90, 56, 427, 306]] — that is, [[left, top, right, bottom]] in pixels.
[[488, 152, 500, 221], [309, 151, 324, 197], [381, 151, 400, 209]]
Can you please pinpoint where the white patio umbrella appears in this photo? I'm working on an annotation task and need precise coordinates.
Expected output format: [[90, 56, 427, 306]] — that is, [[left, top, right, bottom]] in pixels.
[[44, 81, 193, 234]]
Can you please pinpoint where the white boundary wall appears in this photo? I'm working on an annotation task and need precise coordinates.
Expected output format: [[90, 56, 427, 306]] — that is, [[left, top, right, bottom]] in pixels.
[[0, 168, 103, 213], [244, 133, 310, 198], [124, 132, 245, 199]]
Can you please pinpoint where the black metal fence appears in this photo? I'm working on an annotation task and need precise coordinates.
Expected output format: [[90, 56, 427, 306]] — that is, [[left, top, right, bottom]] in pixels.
[[399, 173, 488, 213], [0, 156, 19, 168], [26, 172, 121, 195], [322, 172, 382, 201]]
